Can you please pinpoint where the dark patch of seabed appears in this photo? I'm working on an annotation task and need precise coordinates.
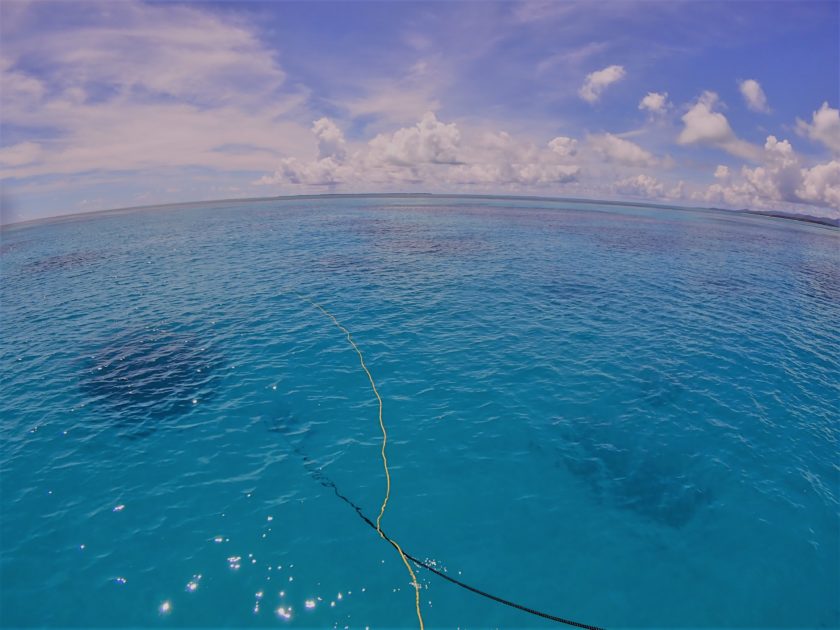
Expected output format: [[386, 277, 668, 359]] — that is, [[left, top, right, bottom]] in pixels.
[[78, 326, 222, 436], [24, 251, 104, 274], [535, 274, 713, 528], [545, 372, 713, 529], [559, 429, 713, 528]]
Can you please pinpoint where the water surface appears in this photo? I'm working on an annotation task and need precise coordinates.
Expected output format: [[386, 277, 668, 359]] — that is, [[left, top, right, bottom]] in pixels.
[[1, 196, 838, 628]]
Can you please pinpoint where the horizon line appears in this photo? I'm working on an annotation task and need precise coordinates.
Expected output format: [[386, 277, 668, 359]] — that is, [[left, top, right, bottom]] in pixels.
[[2, 192, 837, 231]]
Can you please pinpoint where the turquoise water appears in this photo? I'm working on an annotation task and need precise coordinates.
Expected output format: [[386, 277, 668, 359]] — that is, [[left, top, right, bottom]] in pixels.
[[1, 196, 838, 629]]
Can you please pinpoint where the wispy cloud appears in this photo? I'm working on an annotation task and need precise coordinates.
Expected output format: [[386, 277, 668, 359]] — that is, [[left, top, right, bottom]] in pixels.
[[738, 79, 771, 113], [0, 0, 312, 181], [578, 64, 626, 103]]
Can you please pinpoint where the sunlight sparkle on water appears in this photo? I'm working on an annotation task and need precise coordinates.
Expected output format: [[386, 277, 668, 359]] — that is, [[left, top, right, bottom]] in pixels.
[[185, 574, 201, 592]]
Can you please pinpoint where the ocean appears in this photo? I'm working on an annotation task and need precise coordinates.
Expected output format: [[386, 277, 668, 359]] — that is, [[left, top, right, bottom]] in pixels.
[[1, 195, 838, 628]]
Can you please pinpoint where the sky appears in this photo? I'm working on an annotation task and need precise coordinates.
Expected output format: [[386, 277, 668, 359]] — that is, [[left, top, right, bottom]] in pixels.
[[1, 0, 839, 223]]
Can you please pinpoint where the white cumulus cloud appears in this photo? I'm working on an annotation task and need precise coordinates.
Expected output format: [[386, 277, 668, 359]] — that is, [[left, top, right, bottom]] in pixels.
[[701, 134, 840, 211], [260, 114, 582, 190], [312, 118, 347, 160], [738, 79, 770, 113], [639, 91, 669, 114], [367, 112, 462, 166], [741, 136, 801, 201], [588, 133, 658, 167], [447, 162, 579, 186], [615, 174, 665, 198], [578, 64, 626, 103], [797, 160, 840, 207], [613, 174, 686, 201], [258, 118, 351, 187], [261, 156, 349, 187], [548, 136, 578, 157], [677, 91, 761, 161], [796, 102, 840, 154]]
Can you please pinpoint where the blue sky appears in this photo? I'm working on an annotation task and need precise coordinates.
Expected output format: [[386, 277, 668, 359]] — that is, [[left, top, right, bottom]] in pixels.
[[1, 0, 838, 222]]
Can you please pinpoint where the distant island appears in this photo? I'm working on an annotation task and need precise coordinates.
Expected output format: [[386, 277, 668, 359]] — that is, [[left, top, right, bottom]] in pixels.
[[738, 209, 840, 228]]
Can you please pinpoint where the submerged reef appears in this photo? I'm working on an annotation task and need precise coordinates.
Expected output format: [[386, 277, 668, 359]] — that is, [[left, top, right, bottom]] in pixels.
[[78, 326, 222, 435]]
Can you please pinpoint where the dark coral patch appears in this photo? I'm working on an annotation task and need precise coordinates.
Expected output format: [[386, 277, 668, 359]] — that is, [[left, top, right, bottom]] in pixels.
[[560, 421, 712, 528], [79, 327, 222, 435]]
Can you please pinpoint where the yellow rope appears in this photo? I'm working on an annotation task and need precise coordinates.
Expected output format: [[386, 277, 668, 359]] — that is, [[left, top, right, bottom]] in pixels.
[[306, 297, 425, 630]]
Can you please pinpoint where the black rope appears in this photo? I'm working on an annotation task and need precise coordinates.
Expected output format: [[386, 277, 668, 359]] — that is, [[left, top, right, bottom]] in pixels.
[[297, 451, 605, 630]]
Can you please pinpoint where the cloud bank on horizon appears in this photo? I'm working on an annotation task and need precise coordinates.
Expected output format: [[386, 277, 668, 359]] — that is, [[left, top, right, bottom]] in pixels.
[[0, 0, 838, 222]]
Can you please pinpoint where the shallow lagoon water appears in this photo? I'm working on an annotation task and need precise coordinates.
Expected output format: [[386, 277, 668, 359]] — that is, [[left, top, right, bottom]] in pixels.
[[1, 196, 838, 628]]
